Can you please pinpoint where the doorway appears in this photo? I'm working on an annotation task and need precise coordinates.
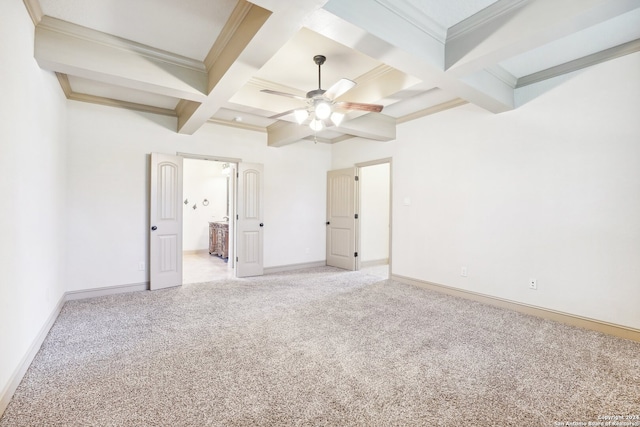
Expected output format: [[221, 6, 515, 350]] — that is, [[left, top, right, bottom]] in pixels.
[[325, 159, 391, 279], [182, 157, 236, 284], [357, 160, 391, 279]]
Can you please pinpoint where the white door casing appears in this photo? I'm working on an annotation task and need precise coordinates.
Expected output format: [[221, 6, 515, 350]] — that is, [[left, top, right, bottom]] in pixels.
[[236, 162, 264, 277], [150, 153, 183, 290], [326, 167, 358, 271]]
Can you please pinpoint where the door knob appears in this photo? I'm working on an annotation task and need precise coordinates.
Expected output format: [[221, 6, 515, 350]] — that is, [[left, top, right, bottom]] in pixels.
[[151, 226, 157, 231], [259, 223, 264, 227], [326, 221, 330, 225]]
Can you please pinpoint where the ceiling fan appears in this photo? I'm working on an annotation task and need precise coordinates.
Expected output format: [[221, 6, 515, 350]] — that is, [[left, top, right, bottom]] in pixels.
[[261, 55, 384, 132]]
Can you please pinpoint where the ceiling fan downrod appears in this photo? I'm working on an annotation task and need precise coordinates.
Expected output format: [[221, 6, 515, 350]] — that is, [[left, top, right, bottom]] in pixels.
[[314, 55, 326, 91]]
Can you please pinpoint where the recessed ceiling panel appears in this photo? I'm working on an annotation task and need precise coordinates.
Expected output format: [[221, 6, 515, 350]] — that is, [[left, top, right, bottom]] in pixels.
[[234, 27, 422, 119], [39, 0, 237, 60], [254, 28, 383, 95]]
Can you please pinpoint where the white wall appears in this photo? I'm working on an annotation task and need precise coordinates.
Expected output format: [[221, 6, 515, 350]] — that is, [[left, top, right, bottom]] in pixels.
[[65, 103, 332, 292], [360, 163, 390, 263], [334, 52, 640, 330], [0, 0, 68, 409], [183, 159, 228, 252]]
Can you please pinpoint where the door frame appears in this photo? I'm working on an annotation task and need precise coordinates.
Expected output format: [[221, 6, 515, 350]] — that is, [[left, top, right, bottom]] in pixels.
[[355, 158, 392, 279]]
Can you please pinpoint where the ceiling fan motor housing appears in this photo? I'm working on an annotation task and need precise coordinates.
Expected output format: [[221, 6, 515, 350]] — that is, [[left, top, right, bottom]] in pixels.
[[313, 55, 326, 66], [306, 88, 326, 99]]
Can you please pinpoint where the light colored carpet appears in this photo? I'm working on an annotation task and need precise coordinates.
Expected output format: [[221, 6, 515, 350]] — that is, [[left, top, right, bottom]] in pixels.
[[1, 267, 639, 426]]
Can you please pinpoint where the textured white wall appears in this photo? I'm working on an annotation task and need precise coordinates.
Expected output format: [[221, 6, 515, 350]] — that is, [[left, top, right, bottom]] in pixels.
[[65, 103, 332, 292], [0, 0, 68, 408], [334, 52, 640, 329]]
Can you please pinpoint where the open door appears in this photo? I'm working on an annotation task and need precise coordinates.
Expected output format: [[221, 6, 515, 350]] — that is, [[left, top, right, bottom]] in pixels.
[[326, 167, 358, 271], [236, 162, 264, 277], [149, 153, 183, 290]]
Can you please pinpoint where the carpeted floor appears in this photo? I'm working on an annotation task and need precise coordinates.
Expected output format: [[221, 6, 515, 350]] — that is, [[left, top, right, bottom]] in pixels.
[[1, 267, 639, 426]]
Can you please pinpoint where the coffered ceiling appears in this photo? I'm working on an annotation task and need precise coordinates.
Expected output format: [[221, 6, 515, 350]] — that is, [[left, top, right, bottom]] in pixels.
[[24, 0, 640, 147]]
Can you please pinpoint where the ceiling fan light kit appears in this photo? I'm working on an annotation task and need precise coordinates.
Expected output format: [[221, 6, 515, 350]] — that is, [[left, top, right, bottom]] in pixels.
[[314, 100, 331, 120], [262, 55, 383, 133], [294, 109, 309, 124]]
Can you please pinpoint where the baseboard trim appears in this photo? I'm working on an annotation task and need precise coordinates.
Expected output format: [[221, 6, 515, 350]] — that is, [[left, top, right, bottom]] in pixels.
[[65, 282, 150, 301], [183, 249, 209, 255], [264, 261, 327, 274], [0, 294, 66, 417], [360, 258, 389, 268], [392, 274, 640, 342], [0, 281, 151, 418]]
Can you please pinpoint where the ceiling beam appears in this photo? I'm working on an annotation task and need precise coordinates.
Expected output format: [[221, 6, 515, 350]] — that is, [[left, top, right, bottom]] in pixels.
[[516, 38, 640, 88], [334, 113, 396, 141], [304, 7, 514, 113], [177, 0, 331, 135], [177, 1, 272, 133], [34, 17, 208, 102], [267, 121, 315, 147], [266, 112, 396, 147], [56, 73, 177, 117], [445, 0, 640, 76]]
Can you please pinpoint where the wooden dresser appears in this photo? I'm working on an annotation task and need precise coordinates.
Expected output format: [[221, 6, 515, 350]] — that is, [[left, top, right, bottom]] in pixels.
[[209, 221, 229, 259]]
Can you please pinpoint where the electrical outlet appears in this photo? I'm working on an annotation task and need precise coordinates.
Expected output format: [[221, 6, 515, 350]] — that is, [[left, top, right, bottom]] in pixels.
[[138, 261, 145, 271], [461, 267, 468, 277], [529, 278, 537, 290]]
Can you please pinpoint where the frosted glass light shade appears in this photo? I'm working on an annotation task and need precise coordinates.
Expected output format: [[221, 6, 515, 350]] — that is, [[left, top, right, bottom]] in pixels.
[[315, 102, 331, 120], [309, 118, 324, 132], [294, 109, 309, 124], [330, 112, 345, 126]]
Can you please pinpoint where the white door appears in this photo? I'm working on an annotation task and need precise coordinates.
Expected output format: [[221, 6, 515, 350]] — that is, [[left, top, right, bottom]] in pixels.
[[149, 153, 183, 290], [236, 163, 264, 277], [326, 167, 358, 271]]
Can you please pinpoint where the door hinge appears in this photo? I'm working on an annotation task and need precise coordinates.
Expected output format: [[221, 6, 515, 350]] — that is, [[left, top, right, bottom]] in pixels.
[[236, 256, 239, 262], [354, 252, 358, 257], [354, 213, 359, 219], [355, 175, 359, 181], [236, 214, 239, 220]]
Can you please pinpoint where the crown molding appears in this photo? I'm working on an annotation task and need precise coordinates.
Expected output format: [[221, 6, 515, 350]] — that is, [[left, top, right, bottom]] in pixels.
[[374, 0, 447, 43], [55, 72, 72, 97], [204, 0, 254, 71], [516, 38, 640, 88], [486, 65, 518, 89], [447, 0, 529, 42], [37, 16, 206, 73], [397, 98, 468, 124], [207, 118, 266, 133], [22, 0, 43, 26], [68, 92, 177, 117]]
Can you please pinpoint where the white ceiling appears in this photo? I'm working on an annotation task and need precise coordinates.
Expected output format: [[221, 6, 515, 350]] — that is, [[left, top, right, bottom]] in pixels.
[[28, 0, 640, 146]]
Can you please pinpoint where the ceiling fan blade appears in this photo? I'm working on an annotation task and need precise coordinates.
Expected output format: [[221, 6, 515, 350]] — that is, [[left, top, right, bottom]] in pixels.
[[324, 78, 356, 100], [260, 89, 306, 101], [269, 109, 298, 120], [336, 101, 384, 113]]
